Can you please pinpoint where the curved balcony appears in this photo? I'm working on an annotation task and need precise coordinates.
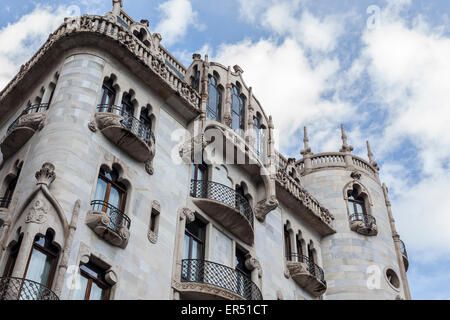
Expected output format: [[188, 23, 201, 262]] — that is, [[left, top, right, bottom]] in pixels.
[[0, 197, 11, 209], [349, 214, 378, 236], [0, 277, 59, 300], [190, 180, 254, 245], [399, 239, 409, 272], [95, 105, 155, 163], [86, 200, 131, 248], [180, 259, 262, 300], [286, 254, 326, 297], [1, 104, 49, 160]]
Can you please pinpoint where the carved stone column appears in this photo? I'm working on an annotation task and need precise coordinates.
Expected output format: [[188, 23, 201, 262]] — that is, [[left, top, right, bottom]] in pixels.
[[223, 67, 232, 127]]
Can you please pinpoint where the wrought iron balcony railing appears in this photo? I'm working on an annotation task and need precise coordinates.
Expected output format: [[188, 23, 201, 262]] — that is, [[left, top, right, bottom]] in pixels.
[[6, 103, 50, 135], [0, 197, 11, 209], [0, 277, 59, 300], [286, 253, 325, 282], [190, 180, 254, 228], [350, 213, 376, 229], [399, 239, 408, 258], [181, 259, 262, 300], [96, 104, 155, 146], [91, 200, 131, 232]]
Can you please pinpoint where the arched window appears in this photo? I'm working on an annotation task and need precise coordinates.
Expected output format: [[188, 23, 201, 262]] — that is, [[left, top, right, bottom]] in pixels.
[[98, 78, 116, 110], [92, 167, 127, 231], [23, 231, 59, 298], [206, 75, 222, 122], [72, 262, 112, 300], [253, 115, 266, 157], [138, 107, 153, 143], [296, 233, 304, 257], [347, 188, 367, 220], [231, 85, 245, 133], [284, 224, 292, 261], [121, 92, 135, 128], [1, 167, 21, 209], [191, 65, 200, 92]]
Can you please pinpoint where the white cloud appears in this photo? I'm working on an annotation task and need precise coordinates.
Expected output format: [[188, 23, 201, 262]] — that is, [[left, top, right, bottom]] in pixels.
[[154, 0, 203, 46], [0, 5, 72, 90]]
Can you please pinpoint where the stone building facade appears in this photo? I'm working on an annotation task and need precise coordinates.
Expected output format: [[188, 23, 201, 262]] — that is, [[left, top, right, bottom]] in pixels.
[[0, 1, 410, 300]]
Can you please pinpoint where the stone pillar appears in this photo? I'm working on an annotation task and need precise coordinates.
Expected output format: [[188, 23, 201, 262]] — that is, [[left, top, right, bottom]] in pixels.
[[11, 229, 35, 278], [199, 54, 209, 123], [382, 184, 411, 300], [112, 0, 123, 16], [223, 67, 232, 127]]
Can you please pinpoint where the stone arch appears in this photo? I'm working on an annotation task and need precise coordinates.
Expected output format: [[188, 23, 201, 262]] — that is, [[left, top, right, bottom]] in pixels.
[[343, 180, 373, 207]]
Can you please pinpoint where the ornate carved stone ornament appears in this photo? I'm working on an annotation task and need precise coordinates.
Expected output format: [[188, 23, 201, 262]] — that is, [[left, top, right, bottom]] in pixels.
[[245, 254, 262, 278], [35, 162, 56, 186], [172, 280, 244, 301], [88, 120, 97, 132], [254, 196, 279, 222], [350, 171, 361, 180], [180, 207, 195, 223], [25, 200, 48, 224]]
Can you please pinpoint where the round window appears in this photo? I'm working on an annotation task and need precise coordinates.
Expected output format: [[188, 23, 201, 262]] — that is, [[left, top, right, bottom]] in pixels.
[[385, 268, 400, 290]]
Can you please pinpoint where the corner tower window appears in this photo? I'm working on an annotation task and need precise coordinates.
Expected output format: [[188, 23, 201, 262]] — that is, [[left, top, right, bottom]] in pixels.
[[206, 75, 222, 122], [348, 188, 366, 220], [231, 85, 245, 133], [98, 78, 116, 110], [72, 263, 111, 300], [92, 168, 127, 231], [1, 167, 21, 209]]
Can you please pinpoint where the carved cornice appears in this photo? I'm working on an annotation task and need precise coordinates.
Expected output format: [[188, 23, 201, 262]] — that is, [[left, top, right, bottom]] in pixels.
[[0, 15, 201, 113], [172, 280, 245, 301], [276, 168, 334, 228]]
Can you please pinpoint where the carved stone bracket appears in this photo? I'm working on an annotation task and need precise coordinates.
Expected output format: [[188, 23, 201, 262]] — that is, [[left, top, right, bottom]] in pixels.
[[254, 196, 279, 223], [172, 280, 244, 301], [85, 210, 130, 248], [245, 253, 262, 278], [180, 207, 195, 223]]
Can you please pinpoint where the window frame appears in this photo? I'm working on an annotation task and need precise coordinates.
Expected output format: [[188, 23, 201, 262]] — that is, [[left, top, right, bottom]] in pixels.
[[78, 263, 111, 300]]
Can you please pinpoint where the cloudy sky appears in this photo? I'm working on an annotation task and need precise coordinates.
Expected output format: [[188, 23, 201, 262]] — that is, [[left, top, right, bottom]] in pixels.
[[0, 0, 449, 299]]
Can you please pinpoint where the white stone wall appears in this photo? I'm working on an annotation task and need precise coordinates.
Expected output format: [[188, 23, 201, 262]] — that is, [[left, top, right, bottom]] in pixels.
[[302, 169, 406, 299]]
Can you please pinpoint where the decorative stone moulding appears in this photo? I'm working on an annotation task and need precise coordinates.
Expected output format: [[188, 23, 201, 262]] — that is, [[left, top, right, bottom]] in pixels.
[[94, 111, 155, 170], [172, 280, 245, 301], [0, 14, 201, 131], [275, 168, 335, 236], [349, 217, 378, 236], [86, 209, 130, 249], [1, 108, 48, 160], [286, 260, 327, 297]]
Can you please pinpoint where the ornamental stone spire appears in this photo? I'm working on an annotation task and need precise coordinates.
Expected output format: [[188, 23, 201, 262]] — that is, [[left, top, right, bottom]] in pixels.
[[339, 124, 354, 153], [300, 126, 313, 156], [112, 0, 123, 15], [366, 140, 380, 171]]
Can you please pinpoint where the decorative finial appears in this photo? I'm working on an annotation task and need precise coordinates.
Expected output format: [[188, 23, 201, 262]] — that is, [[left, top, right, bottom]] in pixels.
[[35, 162, 56, 187], [300, 126, 313, 156], [268, 115, 274, 129], [233, 65, 243, 74], [339, 124, 354, 153], [192, 53, 201, 61], [366, 140, 379, 171], [112, 0, 123, 15]]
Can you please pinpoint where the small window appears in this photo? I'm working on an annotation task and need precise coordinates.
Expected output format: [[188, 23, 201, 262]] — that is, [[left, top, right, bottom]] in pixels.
[[98, 78, 116, 109], [148, 201, 161, 244], [348, 188, 367, 219], [1, 167, 21, 209], [72, 262, 111, 300], [284, 224, 292, 261], [386, 268, 400, 290], [231, 85, 245, 133]]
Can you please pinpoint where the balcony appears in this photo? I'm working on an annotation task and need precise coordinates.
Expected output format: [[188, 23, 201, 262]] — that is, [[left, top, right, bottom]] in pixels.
[[190, 180, 254, 245], [1, 104, 49, 160], [95, 105, 155, 163], [286, 254, 327, 297], [180, 259, 262, 300], [86, 200, 131, 248], [399, 239, 409, 272], [349, 214, 378, 236], [0, 277, 59, 300]]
